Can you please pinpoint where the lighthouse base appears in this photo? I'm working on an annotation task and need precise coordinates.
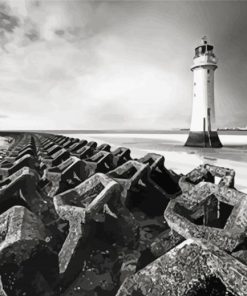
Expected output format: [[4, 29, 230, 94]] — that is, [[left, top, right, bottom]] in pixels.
[[185, 131, 223, 148]]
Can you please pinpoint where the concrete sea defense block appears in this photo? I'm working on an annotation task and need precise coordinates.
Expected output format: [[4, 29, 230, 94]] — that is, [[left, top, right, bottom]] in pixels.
[[165, 165, 247, 252], [138, 153, 181, 198], [116, 238, 247, 296], [0, 206, 59, 296], [68, 139, 87, 153], [54, 173, 121, 286], [86, 151, 114, 173], [70, 145, 94, 159], [45, 157, 96, 196], [107, 160, 149, 192], [0, 167, 39, 215], [0, 154, 38, 178], [112, 147, 131, 167]]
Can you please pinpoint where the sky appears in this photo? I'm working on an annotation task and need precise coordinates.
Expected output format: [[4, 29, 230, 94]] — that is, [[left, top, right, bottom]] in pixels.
[[0, 0, 247, 130]]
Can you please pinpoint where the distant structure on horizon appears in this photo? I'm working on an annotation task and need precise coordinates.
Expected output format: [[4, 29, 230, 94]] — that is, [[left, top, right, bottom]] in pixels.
[[185, 37, 223, 148]]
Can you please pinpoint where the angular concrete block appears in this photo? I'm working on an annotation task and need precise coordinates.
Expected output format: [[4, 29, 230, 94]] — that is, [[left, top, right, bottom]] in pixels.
[[86, 151, 114, 173], [0, 206, 59, 296], [116, 239, 247, 296], [107, 160, 149, 192], [112, 147, 131, 167], [54, 174, 121, 285], [138, 153, 181, 198]]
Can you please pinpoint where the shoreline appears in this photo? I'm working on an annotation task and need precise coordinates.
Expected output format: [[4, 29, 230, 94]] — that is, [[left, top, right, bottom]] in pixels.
[[2, 130, 247, 135], [63, 133, 247, 194]]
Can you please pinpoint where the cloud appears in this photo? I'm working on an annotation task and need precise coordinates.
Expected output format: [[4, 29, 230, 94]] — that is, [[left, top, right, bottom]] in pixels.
[[0, 2, 20, 50], [0, 0, 246, 130], [0, 114, 8, 118], [0, 5, 19, 32], [24, 0, 98, 42]]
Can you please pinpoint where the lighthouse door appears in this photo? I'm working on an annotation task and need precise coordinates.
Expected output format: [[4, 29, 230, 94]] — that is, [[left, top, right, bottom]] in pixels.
[[207, 108, 211, 132]]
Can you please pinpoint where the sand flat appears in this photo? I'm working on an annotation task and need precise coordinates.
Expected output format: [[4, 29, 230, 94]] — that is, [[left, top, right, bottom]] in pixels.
[[62, 133, 247, 193]]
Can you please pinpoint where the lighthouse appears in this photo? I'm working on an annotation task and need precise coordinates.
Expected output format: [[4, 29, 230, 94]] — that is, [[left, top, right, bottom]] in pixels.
[[185, 37, 222, 148]]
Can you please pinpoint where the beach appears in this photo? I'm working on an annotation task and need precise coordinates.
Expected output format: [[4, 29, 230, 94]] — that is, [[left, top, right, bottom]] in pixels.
[[63, 133, 247, 193]]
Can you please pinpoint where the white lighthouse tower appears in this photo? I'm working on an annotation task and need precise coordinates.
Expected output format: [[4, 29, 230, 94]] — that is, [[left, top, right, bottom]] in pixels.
[[185, 37, 222, 147]]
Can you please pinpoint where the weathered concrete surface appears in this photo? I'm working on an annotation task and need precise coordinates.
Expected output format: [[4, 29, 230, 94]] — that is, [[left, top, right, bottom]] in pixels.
[[179, 164, 235, 192], [58, 221, 92, 289], [0, 154, 38, 178], [42, 148, 70, 167], [96, 143, 111, 152], [86, 151, 114, 173], [44, 156, 95, 197], [138, 153, 181, 198], [165, 181, 247, 252], [68, 139, 87, 153], [138, 153, 165, 171], [107, 160, 149, 193], [0, 206, 59, 296], [54, 173, 121, 223], [112, 147, 131, 167], [0, 167, 39, 214], [150, 229, 184, 258], [232, 250, 247, 266], [116, 238, 246, 296], [1, 133, 246, 296], [87, 141, 97, 149], [54, 173, 121, 286], [70, 145, 94, 159]]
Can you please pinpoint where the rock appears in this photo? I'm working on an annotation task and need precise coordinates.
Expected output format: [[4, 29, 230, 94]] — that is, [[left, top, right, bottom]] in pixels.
[[119, 251, 141, 283]]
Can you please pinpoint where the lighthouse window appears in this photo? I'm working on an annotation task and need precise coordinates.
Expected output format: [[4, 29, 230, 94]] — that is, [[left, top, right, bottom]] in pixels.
[[207, 69, 210, 74]]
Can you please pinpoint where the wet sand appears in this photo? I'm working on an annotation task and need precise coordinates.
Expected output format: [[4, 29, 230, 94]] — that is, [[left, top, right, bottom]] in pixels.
[[64, 133, 247, 193]]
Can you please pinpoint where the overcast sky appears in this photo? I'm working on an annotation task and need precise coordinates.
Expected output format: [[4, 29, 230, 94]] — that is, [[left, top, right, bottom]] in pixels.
[[0, 0, 246, 130]]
